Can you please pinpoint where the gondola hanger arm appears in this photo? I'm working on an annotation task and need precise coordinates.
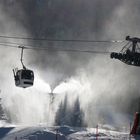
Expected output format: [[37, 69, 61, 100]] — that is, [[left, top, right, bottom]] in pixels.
[[18, 46, 26, 69]]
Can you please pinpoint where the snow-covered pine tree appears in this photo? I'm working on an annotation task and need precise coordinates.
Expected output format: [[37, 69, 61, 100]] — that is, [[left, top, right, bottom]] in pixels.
[[70, 97, 86, 127], [55, 95, 87, 127], [0, 91, 6, 120], [55, 101, 64, 125], [55, 94, 69, 125]]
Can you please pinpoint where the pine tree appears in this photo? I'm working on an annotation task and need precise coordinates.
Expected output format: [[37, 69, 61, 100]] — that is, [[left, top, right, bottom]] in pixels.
[[55, 101, 64, 125], [70, 97, 86, 127], [55, 95, 87, 127], [0, 92, 6, 120], [55, 94, 69, 125]]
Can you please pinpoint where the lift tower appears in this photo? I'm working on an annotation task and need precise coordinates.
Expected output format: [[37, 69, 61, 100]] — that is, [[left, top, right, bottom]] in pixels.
[[111, 36, 140, 66]]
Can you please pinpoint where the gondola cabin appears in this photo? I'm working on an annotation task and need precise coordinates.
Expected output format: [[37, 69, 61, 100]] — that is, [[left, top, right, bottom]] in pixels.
[[13, 69, 34, 88]]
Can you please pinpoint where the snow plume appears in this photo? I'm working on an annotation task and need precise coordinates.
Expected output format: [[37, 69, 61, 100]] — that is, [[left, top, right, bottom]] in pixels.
[[0, 0, 140, 128], [53, 56, 139, 127], [26, 0, 122, 89], [2, 76, 54, 125], [0, 2, 56, 125]]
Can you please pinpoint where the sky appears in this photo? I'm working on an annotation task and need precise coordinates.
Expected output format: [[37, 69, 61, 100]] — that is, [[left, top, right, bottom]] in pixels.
[[0, 0, 140, 127]]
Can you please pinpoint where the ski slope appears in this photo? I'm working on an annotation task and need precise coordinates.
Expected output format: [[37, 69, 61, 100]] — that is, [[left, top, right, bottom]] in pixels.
[[0, 125, 132, 140]]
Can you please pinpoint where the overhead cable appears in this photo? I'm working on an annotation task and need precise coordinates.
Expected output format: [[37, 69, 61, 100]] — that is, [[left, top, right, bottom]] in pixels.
[[0, 43, 110, 54], [0, 35, 124, 43]]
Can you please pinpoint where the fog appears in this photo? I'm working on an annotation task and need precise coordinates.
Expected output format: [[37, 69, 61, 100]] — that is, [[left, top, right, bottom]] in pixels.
[[0, 0, 140, 127]]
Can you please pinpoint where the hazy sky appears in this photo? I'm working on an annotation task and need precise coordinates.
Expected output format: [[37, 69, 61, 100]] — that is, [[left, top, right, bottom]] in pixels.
[[0, 0, 140, 126]]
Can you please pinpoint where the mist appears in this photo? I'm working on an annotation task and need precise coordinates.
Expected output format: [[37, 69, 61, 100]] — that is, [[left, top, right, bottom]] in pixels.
[[0, 0, 140, 127]]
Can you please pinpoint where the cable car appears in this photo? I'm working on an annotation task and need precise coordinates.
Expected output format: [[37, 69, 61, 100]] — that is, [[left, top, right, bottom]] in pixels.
[[13, 46, 34, 88], [110, 36, 140, 66], [13, 69, 34, 88]]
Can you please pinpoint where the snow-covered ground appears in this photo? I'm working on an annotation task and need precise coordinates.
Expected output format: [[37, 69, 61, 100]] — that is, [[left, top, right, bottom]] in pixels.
[[0, 124, 133, 140]]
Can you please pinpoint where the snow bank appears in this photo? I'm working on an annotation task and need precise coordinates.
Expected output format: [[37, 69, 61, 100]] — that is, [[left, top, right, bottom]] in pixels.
[[0, 125, 131, 140]]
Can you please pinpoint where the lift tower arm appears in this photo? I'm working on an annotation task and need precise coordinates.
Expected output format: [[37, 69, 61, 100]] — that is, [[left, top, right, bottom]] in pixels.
[[110, 36, 140, 67], [126, 36, 140, 53]]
